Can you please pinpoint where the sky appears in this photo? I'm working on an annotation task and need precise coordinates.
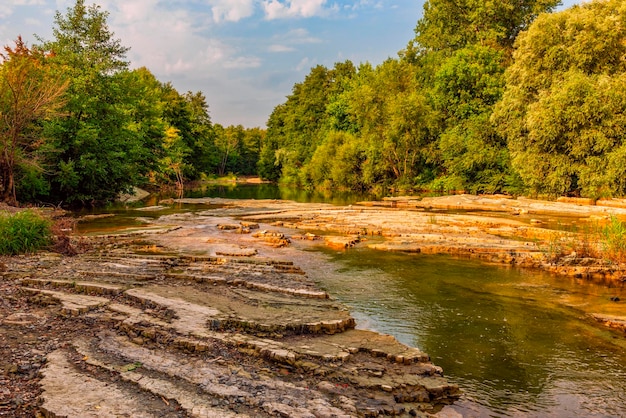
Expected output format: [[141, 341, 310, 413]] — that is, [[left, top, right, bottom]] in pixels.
[[1, 0, 583, 128]]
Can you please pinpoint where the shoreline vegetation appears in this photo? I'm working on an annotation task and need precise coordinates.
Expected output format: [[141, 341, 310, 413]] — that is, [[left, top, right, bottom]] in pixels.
[[4, 1, 626, 208]]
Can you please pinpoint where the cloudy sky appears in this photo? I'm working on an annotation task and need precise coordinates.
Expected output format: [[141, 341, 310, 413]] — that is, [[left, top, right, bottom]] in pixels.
[[1, 0, 582, 128]]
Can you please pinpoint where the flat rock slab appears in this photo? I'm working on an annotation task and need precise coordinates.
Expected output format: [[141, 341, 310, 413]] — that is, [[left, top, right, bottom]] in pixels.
[[40, 350, 160, 418], [21, 287, 110, 316]]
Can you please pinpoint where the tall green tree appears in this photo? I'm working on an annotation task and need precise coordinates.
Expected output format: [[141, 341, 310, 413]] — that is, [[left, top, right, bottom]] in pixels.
[[40, 0, 154, 204], [494, 0, 626, 197], [347, 60, 437, 187], [412, 0, 560, 54], [261, 61, 356, 185], [183, 91, 217, 176], [431, 45, 510, 193]]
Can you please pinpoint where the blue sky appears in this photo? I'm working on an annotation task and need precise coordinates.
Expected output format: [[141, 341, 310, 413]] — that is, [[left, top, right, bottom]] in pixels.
[[1, 0, 582, 128]]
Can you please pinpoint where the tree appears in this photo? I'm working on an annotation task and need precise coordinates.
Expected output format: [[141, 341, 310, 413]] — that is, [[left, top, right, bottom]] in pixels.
[[214, 124, 243, 176], [261, 61, 356, 185], [183, 91, 217, 176], [346, 59, 437, 188], [493, 0, 626, 197], [431, 45, 510, 193], [411, 0, 560, 55], [39, 0, 149, 205], [0, 37, 67, 205], [160, 126, 189, 189]]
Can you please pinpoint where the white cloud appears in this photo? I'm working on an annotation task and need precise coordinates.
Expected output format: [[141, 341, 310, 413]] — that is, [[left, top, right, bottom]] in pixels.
[[262, 0, 330, 20], [283, 28, 322, 44], [209, 0, 256, 23], [296, 56, 310, 71], [84, 0, 263, 96], [268, 44, 295, 52], [0, 5, 12, 19], [0, 0, 45, 18], [223, 56, 262, 69]]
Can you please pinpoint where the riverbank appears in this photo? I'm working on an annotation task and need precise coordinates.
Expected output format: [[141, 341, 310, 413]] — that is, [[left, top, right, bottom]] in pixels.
[[165, 195, 625, 334], [2, 194, 625, 417], [0, 205, 460, 417]]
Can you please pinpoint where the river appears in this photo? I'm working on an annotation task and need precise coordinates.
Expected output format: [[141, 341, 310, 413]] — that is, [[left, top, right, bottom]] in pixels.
[[304, 248, 626, 417], [79, 184, 626, 417]]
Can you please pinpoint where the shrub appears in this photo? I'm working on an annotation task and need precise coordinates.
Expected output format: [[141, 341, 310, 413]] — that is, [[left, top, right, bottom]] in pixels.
[[0, 210, 52, 255]]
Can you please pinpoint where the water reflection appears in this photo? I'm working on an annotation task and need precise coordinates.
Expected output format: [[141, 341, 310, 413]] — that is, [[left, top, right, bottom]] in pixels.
[[309, 249, 626, 417], [180, 183, 380, 205]]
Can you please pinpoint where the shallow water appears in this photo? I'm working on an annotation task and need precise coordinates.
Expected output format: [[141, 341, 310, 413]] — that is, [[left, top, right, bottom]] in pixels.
[[305, 248, 626, 417]]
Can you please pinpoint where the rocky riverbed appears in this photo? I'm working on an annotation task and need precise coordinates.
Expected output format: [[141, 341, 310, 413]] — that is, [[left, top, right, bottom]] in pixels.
[[2, 194, 625, 417], [1, 201, 461, 417]]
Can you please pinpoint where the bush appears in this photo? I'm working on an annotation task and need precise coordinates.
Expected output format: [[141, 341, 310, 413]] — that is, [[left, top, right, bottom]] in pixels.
[[0, 210, 52, 255]]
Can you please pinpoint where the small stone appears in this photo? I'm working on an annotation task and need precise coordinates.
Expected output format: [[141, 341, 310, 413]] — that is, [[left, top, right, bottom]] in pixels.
[[5, 364, 19, 374]]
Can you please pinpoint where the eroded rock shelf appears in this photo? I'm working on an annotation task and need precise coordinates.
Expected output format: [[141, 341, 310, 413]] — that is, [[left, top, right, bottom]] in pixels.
[[2, 208, 460, 417]]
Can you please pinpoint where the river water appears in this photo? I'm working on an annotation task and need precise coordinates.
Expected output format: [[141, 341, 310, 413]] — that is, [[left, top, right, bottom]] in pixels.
[[304, 249, 626, 417], [79, 185, 626, 417]]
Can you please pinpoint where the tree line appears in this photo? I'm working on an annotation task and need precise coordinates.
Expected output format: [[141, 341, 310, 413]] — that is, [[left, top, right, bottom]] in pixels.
[[3, 0, 625, 207], [260, 0, 626, 199], [0, 0, 263, 206]]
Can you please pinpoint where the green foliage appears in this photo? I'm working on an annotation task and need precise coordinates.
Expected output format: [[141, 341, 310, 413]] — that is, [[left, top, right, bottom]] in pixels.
[[305, 131, 366, 190], [0, 210, 51, 255], [262, 0, 560, 195], [0, 37, 67, 205], [262, 62, 357, 185], [494, 0, 626, 198], [412, 0, 560, 54], [432, 45, 511, 193], [15, 165, 51, 202], [38, 0, 149, 204], [601, 216, 626, 263]]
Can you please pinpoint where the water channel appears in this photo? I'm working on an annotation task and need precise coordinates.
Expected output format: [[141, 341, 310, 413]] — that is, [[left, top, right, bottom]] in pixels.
[[79, 184, 626, 417]]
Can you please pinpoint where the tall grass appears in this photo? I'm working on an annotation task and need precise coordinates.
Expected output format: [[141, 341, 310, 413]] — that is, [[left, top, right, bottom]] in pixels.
[[601, 215, 626, 264], [543, 216, 626, 264], [0, 210, 52, 255]]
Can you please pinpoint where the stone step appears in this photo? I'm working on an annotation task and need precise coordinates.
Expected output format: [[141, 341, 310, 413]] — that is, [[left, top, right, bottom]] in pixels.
[[21, 287, 110, 316], [40, 350, 170, 417], [19, 278, 124, 296], [72, 333, 353, 417], [208, 317, 356, 336], [72, 339, 249, 418], [164, 272, 328, 299], [75, 270, 157, 282]]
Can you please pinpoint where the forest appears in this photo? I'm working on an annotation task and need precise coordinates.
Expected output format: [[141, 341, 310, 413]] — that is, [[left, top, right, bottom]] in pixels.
[[0, 0, 262, 206], [260, 0, 626, 199], [2, 0, 626, 207]]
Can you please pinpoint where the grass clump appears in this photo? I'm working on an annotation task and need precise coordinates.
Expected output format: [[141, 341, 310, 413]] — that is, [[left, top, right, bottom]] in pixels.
[[0, 210, 52, 255], [601, 215, 626, 264], [543, 216, 626, 264]]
